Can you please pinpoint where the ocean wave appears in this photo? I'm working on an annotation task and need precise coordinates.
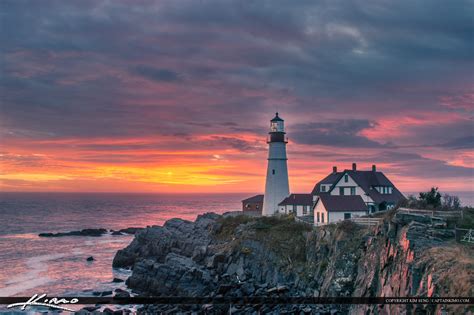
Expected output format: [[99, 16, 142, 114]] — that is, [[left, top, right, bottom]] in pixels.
[[0, 253, 66, 296]]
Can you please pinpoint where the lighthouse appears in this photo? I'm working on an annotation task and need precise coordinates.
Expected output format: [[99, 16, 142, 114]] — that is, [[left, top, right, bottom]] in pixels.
[[262, 112, 290, 216]]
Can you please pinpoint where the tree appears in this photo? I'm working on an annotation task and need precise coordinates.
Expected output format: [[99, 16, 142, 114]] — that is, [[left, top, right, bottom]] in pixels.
[[441, 193, 461, 210], [419, 187, 441, 209]]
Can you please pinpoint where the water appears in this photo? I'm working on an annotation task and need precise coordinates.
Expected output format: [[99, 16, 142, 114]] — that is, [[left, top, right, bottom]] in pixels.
[[0, 192, 246, 301], [0, 191, 471, 310]]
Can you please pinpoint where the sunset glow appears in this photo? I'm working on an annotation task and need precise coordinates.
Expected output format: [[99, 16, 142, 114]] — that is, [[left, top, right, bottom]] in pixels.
[[1, 1, 472, 194]]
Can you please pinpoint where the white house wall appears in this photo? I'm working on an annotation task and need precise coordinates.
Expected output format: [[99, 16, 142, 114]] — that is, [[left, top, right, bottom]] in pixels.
[[313, 200, 327, 226], [330, 173, 374, 204], [328, 211, 366, 223], [296, 205, 304, 216]]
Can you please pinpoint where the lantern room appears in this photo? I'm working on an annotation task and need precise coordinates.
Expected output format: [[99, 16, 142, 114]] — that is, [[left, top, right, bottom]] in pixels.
[[270, 112, 284, 133]]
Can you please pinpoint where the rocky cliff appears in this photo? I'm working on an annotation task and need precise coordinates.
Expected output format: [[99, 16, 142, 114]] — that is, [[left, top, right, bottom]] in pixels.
[[113, 212, 473, 314]]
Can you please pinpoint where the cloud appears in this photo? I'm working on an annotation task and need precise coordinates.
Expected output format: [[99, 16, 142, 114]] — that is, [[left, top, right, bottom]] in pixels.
[[291, 119, 387, 148], [133, 65, 181, 82], [1, 0, 473, 192], [439, 136, 474, 150]]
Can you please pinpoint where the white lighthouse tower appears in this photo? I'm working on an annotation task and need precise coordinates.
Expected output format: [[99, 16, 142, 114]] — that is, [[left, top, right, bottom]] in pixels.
[[262, 112, 290, 216]]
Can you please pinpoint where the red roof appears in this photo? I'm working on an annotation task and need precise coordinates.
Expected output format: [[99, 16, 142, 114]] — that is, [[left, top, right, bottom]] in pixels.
[[317, 195, 367, 212], [242, 194, 264, 203], [278, 194, 313, 206]]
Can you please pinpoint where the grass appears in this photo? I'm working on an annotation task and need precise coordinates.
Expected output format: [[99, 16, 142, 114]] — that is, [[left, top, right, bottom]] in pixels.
[[454, 207, 474, 229], [214, 215, 254, 240], [418, 245, 473, 314], [213, 214, 313, 264]]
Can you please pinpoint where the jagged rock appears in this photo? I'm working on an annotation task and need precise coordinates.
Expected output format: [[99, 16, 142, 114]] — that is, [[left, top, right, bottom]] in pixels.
[[118, 227, 143, 235], [81, 306, 100, 312], [39, 228, 107, 237], [86, 256, 94, 261], [112, 277, 124, 283], [113, 211, 472, 315], [114, 288, 130, 298], [113, 214, 217, 268]]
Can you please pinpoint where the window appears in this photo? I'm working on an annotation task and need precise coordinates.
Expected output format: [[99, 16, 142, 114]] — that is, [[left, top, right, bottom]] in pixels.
[[317, 212, 320, 222], [389, 187, 393, 194], [272, 169, 275, 175], [321, 185, 326, 192], [350, 187, 356, 195], [339, 187, 345, 195], [344, 174, 348, 182], [303, 206, 307, 215], [271, 122, 278, 132], [321, 213, 325, 223], [344, 213, 351, 220], [256, 205, 259, 209]]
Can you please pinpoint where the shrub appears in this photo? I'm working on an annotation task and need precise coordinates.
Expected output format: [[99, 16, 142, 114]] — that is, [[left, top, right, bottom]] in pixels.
[[401, 188, 462, 211], [419, 187, 442, 209]]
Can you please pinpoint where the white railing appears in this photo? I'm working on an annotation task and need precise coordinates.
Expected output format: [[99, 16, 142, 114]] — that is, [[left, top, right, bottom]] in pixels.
[[397, 207, 462, 218], [350, 217, 383, 227], [294, 216, 314, 225]]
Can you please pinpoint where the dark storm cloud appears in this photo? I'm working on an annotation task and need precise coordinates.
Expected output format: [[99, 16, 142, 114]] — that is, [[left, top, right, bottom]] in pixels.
[[373, 151, 473, 179], [133, 66, 181, 82], [439, 136, 474, 150], [291, 119, 387, 148], [0, 0, 473, 182]]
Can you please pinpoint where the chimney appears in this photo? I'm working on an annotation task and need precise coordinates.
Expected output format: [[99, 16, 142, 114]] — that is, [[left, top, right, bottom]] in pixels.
[[352, 163, 357, 171], [332, 166, 337, 174], [372, 164, 376, 172]]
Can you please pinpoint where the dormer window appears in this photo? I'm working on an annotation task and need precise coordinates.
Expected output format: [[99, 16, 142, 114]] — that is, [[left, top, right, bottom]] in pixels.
[[344, 174, 348, 182], [321, 185, 326, 192], [375, 186, 393, 194]]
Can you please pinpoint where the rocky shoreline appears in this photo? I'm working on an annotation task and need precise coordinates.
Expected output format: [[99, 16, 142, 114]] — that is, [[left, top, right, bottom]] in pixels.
[[104, 211, 473, 314], [38, 227, 143, 237]]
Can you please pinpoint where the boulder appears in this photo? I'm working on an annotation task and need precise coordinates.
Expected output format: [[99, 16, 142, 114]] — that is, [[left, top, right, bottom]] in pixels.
[[81, 306, 100, 312], [114, 288, 130, 298], [39, 228, 108, 237]]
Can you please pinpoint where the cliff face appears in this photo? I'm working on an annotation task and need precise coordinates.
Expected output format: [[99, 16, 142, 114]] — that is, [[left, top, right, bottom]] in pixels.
[[113, 212, 473, 314]]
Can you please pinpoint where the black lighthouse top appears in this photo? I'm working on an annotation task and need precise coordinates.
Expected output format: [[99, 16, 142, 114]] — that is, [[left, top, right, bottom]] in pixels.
[[271, 112, 284, 122], [268, 112, 287, 143]]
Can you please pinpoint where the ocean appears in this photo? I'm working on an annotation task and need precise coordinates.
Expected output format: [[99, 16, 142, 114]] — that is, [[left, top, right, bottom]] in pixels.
[[0, 191, 471, 304], [0, 192, 247, 302]]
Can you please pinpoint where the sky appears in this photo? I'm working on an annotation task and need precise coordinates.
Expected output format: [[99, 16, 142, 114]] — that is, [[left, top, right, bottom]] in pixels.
[[1, 0, 473, 194]]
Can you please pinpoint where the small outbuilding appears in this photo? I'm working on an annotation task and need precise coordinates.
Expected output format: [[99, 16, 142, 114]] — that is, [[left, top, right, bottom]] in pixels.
[[278, 194, 313, 216], [242, 194, 264, 212]]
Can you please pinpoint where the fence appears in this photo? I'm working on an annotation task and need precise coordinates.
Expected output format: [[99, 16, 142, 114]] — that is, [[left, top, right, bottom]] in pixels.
[[350, 217, 383, 227], [295, 215, 314, 226], [397, 207, 463, 219], [454, 226, 474, 243]]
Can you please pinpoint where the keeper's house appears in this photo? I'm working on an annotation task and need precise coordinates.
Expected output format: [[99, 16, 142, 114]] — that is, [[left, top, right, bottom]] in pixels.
[[312, 163, 405, 225]]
